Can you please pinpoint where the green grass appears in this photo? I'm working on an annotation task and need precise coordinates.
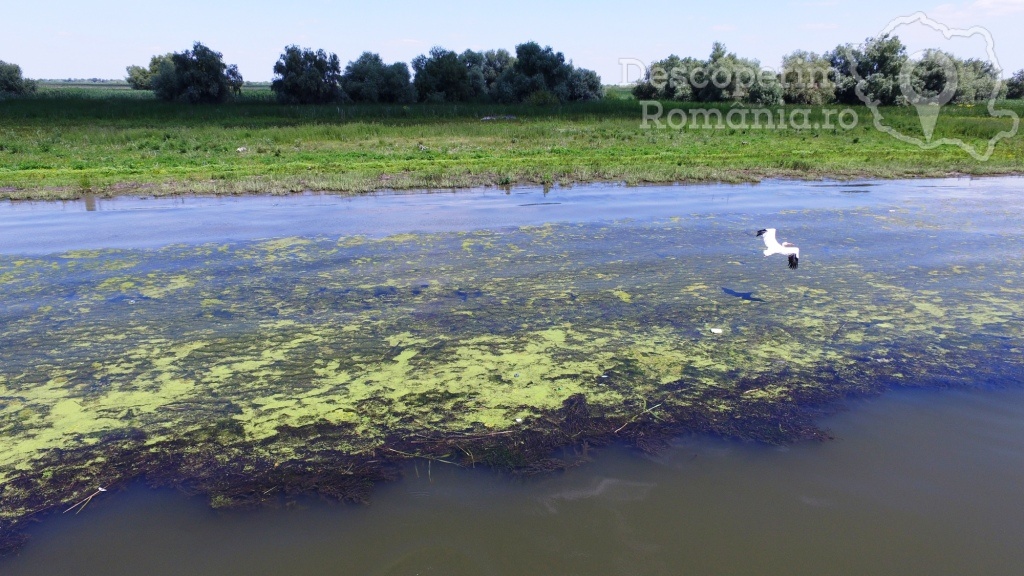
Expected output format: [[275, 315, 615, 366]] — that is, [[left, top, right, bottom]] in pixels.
[[1, 87, 1021, 200]]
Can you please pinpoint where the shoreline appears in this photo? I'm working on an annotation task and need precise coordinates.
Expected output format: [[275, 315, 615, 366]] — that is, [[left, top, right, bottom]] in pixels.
[[3, 169, 1022, 203]]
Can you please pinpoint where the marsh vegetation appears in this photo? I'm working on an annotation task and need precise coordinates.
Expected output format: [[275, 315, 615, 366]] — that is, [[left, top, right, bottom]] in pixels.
[[1, 92, 1020, 200]]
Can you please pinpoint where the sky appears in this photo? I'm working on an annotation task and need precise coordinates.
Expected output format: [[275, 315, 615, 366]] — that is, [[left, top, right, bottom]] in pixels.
[[3, 0, 1023, 82]]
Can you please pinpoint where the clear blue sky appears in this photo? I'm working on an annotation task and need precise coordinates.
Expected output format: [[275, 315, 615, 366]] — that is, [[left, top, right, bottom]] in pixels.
[[3, 0, 1022, 82]]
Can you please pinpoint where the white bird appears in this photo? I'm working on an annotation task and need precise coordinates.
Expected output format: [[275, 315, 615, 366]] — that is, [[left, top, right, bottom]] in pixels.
[[756, 228, 799, 269]]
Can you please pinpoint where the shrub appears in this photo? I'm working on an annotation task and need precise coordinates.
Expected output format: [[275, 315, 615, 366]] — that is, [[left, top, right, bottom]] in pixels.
[[0, 61, 37, 95], [125, 54, 172, 90], [631, 80, 659, 100], [1007, 70, 1024, 99], [152, 42, 242, 104], [271, 45, 345, 104]]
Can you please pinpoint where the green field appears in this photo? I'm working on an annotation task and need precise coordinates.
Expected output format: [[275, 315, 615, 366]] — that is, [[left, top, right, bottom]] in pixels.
[[1, 86, 1021, 199]]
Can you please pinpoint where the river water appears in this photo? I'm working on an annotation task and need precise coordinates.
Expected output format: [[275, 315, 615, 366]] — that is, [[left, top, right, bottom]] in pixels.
[[2, 178, 1023, 574], [3, 387, 1023, 576]]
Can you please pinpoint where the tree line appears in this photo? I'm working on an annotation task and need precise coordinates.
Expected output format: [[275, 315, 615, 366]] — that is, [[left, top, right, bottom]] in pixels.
[[4, 37, 1024, 103], [633, 36, 1024, 106], [121, 41, 602, 105]]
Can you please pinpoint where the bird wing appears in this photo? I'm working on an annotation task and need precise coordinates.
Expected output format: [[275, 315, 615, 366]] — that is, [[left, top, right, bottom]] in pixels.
[[761, 228, 782, 251], [788, 254, 799, 269]]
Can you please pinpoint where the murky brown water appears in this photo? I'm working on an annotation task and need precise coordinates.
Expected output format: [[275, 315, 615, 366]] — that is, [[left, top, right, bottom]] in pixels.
[[3, 386, 1023, 575]]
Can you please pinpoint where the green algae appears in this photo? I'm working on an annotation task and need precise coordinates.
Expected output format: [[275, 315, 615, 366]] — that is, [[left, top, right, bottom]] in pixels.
[[2, 207, 1024, 553]]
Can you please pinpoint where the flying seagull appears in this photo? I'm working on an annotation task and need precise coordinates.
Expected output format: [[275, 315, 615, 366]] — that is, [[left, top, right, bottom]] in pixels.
[[756, 228, 799, 269]]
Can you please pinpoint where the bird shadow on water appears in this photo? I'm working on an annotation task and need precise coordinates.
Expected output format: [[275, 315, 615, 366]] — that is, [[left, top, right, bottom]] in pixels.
[[721, 287, 765, 302]]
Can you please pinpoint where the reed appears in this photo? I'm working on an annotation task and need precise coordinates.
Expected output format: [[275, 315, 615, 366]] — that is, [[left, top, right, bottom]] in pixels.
[[1, 88, 1021, 200]]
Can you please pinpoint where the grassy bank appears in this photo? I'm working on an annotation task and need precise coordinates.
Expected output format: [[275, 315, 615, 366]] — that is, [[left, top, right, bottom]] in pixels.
[[1, 90, 1022, 199]]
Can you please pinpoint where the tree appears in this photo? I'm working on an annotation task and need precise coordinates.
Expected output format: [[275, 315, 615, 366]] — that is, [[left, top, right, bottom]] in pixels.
[[152, 42, 242, 104], [492, 41, 603, 103], [458, 50, 490, 100], [1008, 70, 1024, 99], [226, 64, 244, 96], [411, 47, 473, 102], [410, 42, 598, 104], [481, 49, 515, 90], [630, 44, 780, 105], [0, 61, 37, 95], [125, 66, 149, 90], [566, 67, 603, 102], [271, 45, 345, 104], [781, 50, 835, 105], [455, 49, 522, 102], [828, 34, 907, 106], [505, 41, 571, 102], [955, 58, 1004, 102], [631, 55, 700, 101], [341, 52, 414, 103], [902, 49, 952, 100], [699, 44, 756, 102], [745, 73, 784, 106], [900, 51, 1004, 105], [125, 53, 172, 90], [693, 43, 781, 104]]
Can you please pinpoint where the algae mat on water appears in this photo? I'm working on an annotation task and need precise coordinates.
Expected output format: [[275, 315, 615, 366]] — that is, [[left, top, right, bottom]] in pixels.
[[1, 200, 1023, 551]]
